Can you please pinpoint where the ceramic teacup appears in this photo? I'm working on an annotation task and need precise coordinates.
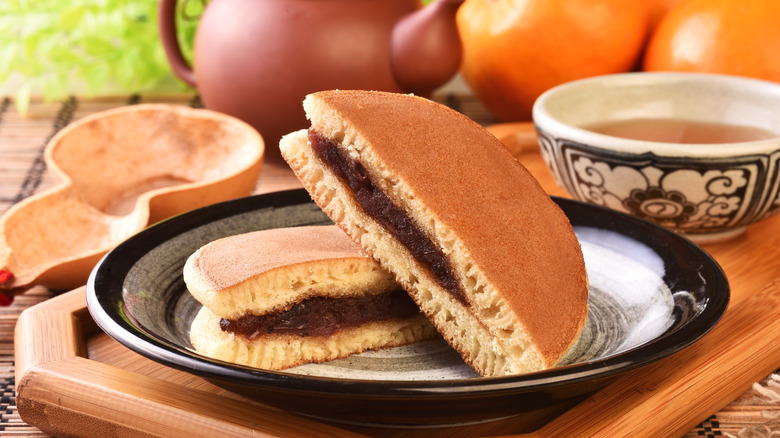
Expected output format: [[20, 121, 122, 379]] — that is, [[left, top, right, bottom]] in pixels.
[[532, 72, 780, 243]]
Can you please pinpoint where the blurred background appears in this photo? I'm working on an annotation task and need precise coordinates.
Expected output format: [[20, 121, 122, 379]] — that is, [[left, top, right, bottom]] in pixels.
[[1, 0, 777, 120], [0, 1, 778, 436], [0, 0, 202, 114]]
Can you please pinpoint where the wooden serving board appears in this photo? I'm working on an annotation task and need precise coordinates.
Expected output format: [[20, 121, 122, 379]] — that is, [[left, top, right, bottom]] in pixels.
[[14, 127, 780, 437]]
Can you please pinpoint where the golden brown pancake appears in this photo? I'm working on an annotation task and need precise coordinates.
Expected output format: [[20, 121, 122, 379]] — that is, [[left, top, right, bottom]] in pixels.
[[184, 225, 437, 370], [280, 90, 588, 376]]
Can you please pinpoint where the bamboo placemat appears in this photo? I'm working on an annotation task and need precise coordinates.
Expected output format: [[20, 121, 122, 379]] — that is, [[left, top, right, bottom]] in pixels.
[[0, 94, 778, 437]]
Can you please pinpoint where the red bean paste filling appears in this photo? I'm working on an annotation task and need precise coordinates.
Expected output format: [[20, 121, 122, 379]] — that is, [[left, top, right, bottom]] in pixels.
[[308, 129, 466, 304], [220, 289, 420, 339]]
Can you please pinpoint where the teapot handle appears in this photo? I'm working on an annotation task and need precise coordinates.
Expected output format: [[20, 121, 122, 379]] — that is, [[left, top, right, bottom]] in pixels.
[[158, 0, 197, 87]]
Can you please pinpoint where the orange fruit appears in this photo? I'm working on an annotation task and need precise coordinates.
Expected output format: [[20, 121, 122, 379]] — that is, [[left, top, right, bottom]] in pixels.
[[644, 0, 780, 82], [647, 0, 682, 31], [456, 0, 650, 121]]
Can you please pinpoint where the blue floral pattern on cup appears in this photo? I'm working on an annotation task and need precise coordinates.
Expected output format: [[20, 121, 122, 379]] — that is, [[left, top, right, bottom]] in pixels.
[[537, 128, 780, 238]]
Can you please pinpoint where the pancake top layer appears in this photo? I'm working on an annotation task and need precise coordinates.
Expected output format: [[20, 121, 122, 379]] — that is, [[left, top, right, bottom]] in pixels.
[[304, 90, 588, 364], [190, 225, 369, 290], [184, 225, 398, 318]]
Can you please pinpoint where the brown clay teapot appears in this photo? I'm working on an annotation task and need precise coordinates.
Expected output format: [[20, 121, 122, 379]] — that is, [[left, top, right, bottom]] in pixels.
[[159, 0, 465, 162]]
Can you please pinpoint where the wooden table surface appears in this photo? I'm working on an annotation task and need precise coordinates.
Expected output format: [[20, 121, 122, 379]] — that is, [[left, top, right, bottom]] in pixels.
[[0, 95, 778, 437]]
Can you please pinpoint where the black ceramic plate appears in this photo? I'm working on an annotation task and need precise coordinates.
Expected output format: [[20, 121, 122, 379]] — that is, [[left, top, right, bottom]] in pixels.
[[86, 189, 729, 427]]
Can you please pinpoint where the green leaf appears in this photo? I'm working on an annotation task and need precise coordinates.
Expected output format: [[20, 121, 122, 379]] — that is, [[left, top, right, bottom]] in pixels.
[[57, 7, 85, 31], [82, 37, 116, 57], [84, 63, 109, 93], [0, 45, 18, 81], [20, 12, 58, 36], [14, 82, 31, 117]]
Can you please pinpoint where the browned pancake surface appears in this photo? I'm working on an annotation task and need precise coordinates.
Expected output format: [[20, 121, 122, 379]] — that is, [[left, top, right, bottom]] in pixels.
[[310, 91, 588, 362], [192, 225, 368, 291]]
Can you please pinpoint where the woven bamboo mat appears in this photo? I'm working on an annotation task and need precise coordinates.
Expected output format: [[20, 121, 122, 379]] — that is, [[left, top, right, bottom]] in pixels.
[[0, 95, 778, 437]]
